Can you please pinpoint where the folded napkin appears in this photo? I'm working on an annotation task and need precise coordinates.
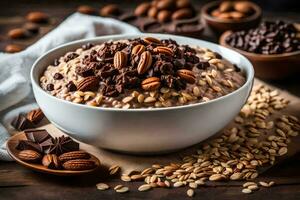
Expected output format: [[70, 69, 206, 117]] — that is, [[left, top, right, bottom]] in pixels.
[[0, 13, 140, 161]]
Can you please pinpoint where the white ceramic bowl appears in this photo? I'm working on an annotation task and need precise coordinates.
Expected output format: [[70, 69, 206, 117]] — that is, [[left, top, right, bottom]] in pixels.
[[31, 33, 254, 154]]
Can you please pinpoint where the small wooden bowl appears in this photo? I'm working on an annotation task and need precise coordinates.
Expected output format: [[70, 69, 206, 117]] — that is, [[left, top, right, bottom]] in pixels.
[[201, 0, 262, 34], [6, 132, 101, 176], [220, 31, 300, 80]]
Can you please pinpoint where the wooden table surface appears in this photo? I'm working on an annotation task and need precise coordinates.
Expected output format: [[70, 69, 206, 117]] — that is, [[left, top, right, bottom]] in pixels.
[[0, 1, 300, 199]]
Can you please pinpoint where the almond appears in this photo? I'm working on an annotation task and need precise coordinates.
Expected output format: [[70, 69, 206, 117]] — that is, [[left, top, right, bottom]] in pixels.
[[141, 77, 161, 91], [171, 8, 194, 20], [143, 37, 161, 45], [62, 159, 96, 170], [42, 154, 61, 169], [147, 7, 158, 18], [26, 108, 44, 124], [5, 44, 23, 53], [156, 0, 175, 10], [18, 150, 42, 162], [219, 1, 233, 12], [59, 151, 90, 163], [176, 0, 191, 9], [157, 10, 172, 23], [77, 5, 96, 15], [132, 44, 145, 56], [137, 51, 153, 74], [217, 12, 232, 19], [153, 46, 173, 56], [211, 9, 221, 17], [230, 11, 245, 19], [8, 28, 28, 39], [77, 76, 99, 92], [177, 69, 196, 84], [26, 11, 49, 23], [234, 2, 253, 14], [114, 51, 127, 69], [134, 2, 151, 16], [100, 4, 120, 17]]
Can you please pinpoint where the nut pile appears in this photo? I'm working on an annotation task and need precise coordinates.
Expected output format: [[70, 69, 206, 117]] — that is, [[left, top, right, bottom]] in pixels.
[[226, 21, 300, 54], [210, 1, 256, 20], [16, 129, 97, 171], [134, 0, 196, 23], [40, 37, 246, 108], [96, 84, 299, 197], [5, 11, 50, 53], [241, 181, 275, 194]]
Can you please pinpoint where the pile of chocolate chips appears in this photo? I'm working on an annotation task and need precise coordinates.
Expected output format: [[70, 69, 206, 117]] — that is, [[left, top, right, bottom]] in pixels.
[[225, 21, 300, 54], [16, 129, 79, 155], [73, 38, 210, 97]]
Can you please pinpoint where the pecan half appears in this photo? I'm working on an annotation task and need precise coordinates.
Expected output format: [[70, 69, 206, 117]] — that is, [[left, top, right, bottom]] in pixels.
[[62, 159, 96, 170], [171, 8, 194, 20], [59, 150, 90, 163], [18, 150, 42, 162], [137, 51, 153, 74], [177, 69, 196, 84], [114, 51, 127, 69], [77, 76, 99, 91], [141, 77, 161, 91], [153, 46, 173, 56], [142, 37, 161, 45], [132, 44, 145, 56]]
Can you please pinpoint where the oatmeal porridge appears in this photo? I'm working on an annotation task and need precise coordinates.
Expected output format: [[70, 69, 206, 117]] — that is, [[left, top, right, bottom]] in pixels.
[[40, 37, 246, 109]]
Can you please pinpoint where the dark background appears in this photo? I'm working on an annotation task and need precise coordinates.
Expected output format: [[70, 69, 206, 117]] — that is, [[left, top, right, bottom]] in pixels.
[[1, 0, 300, 16]]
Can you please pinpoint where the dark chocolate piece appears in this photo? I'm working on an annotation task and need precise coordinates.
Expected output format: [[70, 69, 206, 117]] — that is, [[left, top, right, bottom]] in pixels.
[[48, 136, 79, 155], [16, 140, 43, 153], [24, 129, 52, 143], [39, 138, 54, 153], [11, 114, 35, 131]]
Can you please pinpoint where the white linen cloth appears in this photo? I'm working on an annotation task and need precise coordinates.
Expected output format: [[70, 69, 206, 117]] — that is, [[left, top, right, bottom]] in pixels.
[[0, 13, 140, 161]]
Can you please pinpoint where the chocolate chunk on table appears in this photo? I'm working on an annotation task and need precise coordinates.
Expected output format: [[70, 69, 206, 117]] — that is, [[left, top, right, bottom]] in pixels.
[[11, 114, 35, 131]]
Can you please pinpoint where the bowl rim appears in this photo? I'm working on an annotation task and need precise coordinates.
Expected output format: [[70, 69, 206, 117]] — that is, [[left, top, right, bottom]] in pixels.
[[31, 33, 254, 112], [201, 0, 262, 24], [220, 30, 300, 58]]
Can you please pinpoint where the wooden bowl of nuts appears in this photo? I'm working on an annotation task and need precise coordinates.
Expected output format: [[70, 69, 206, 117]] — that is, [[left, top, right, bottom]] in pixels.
[[219, 21, 300, 80], [201, 0, 262, 34]]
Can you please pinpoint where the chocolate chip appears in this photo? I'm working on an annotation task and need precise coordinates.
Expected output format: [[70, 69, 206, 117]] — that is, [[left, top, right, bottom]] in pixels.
[[46, 84, 54, 91], [53, 73, 63, 80], [82, 43, 94, 50], [66, 81, 77, 92], [75, 66, 95, 77], [64, 52, 79, 62], [196, 61, 210, 69], [226, 21, 300, 54]]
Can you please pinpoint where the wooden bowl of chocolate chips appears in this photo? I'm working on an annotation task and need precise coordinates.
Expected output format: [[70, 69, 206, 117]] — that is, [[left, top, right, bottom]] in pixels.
[[220, 21, 300, 80], [201, 0, 262, 34]]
